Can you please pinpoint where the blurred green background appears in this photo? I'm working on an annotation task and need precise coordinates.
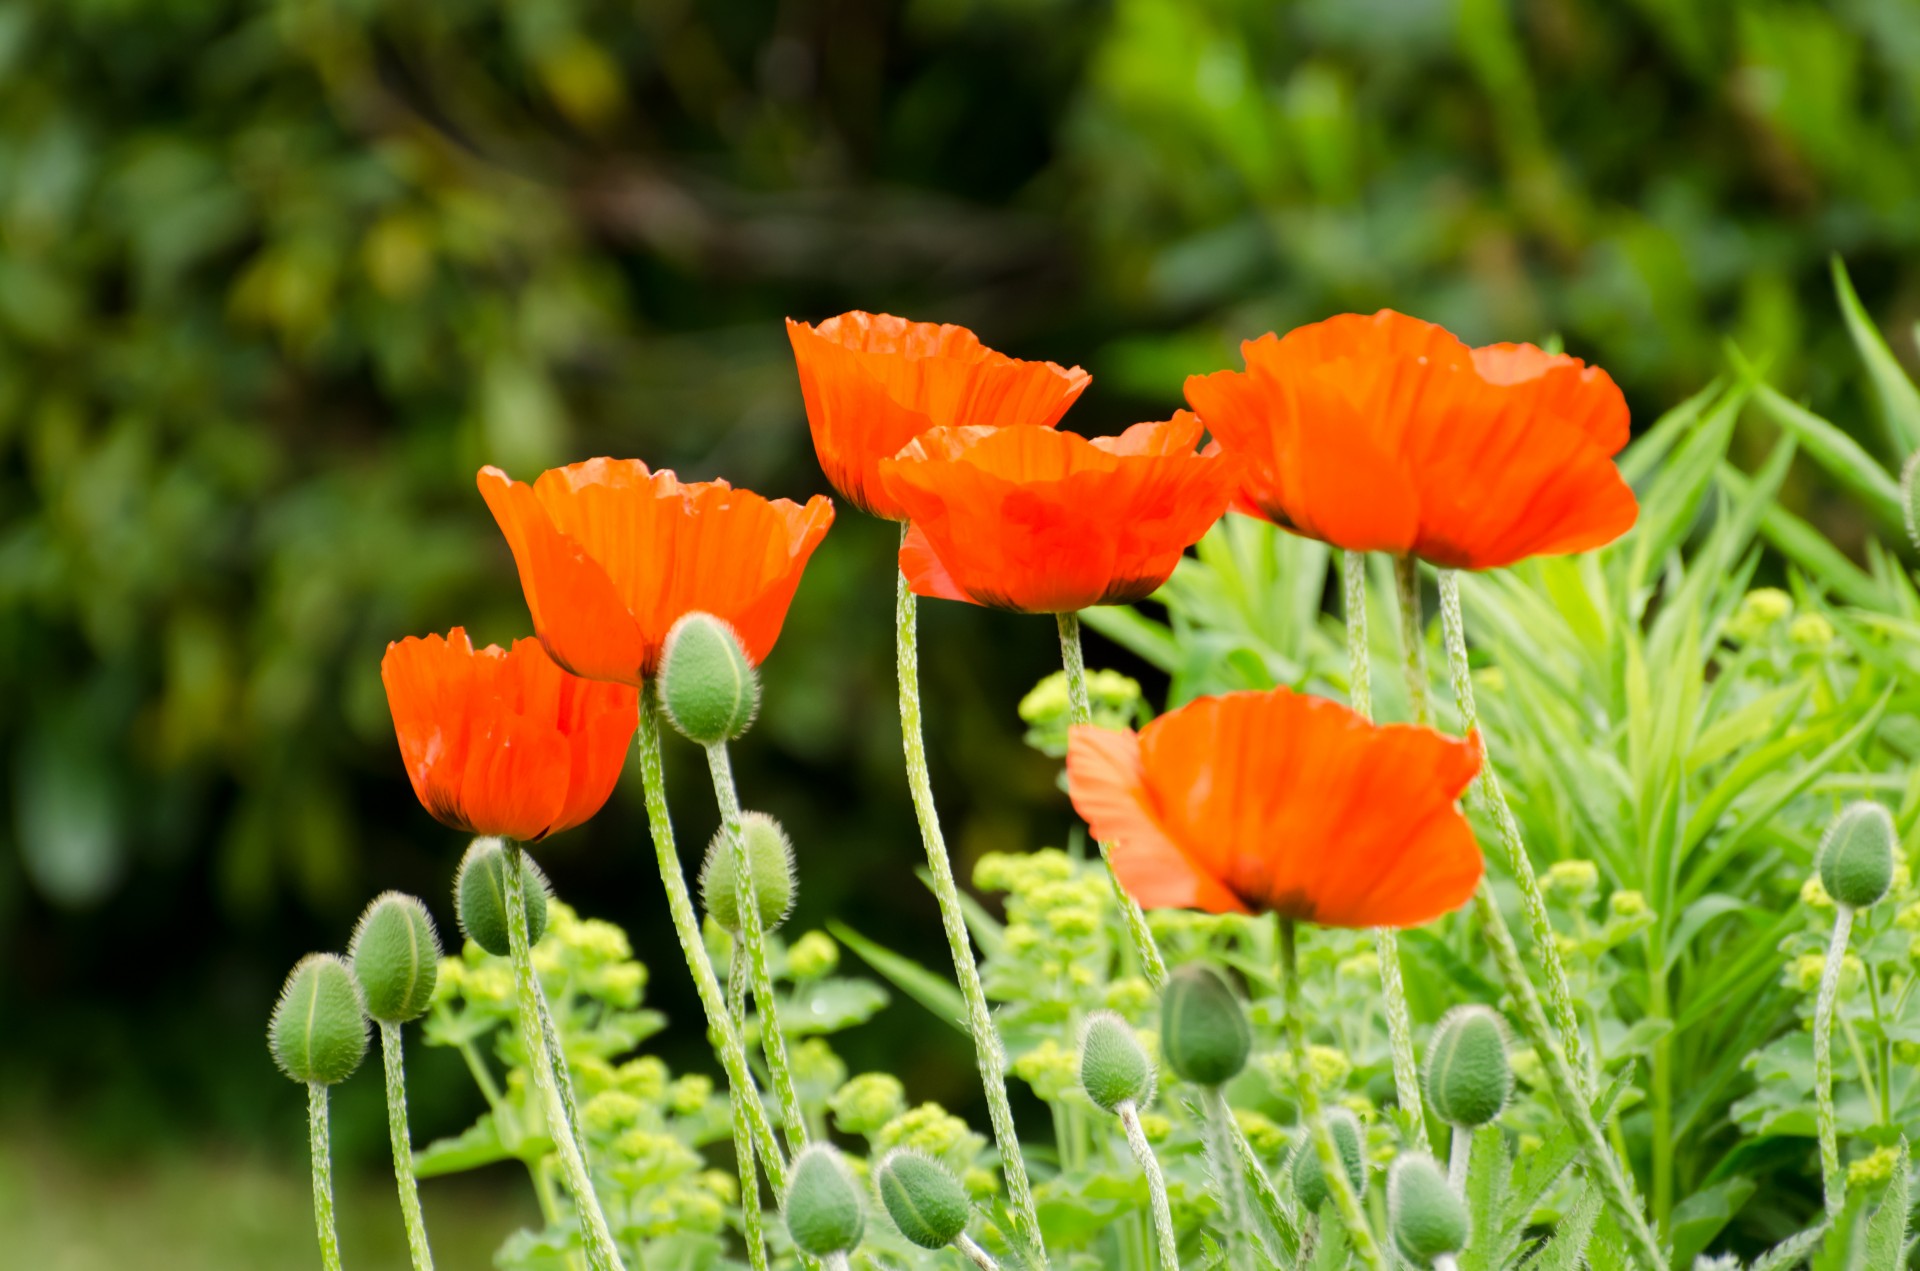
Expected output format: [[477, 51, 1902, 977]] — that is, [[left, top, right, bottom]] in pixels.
[[3, 0, 1918, 1261]]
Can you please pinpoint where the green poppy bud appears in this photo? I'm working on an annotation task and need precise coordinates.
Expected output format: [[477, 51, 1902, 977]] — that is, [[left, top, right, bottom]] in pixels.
[[350, 892, 442, 1024], [659, 613, 760, 745], [269, 954, 369, 1086], [1080, 1011, 1155, 1114], [783, 1143, 865, 1257], [1160, 963, 1251, 1087], [874, 1150, 971, 1250], [1820, 802, 1897, 911], [456, 838, 550, 957], [699, 812, 796, 933], [1388, 1152, 1470, 1265], [1291, 1108, 1366, 1214], [1423, 1005, 1512, 1129]]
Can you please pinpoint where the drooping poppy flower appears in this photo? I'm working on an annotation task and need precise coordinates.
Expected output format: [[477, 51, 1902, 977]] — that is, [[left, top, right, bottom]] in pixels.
[[1184, 310, 1635, 570], [875, 413, 1238, 614], [382, 628, 639, 843], [787, 310, 1091, 520], [1065, 688, 1483, 927], [478, 459, 833, 685]]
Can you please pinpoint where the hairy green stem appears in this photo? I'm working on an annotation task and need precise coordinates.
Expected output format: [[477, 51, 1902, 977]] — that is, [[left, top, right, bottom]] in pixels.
[[1280, 919, 1384, 1271], [1198, 1085, 1273, 1268], [1119, 1102, 1181, 1270], [725, 946, 772, 1271], [505, 842, 626, 1271], [533, 980, 588, 1187], [1393, 555, 1431, 725], [1815, 905, 1854, 1215], [1220, 1092, 1300, 1262], [378, 1023, 435, 1271], [956, 1233, 1001, 1271], [704, 741, 809, 1154], [1354, 552, 1429, 1152], [634, 695, 788, 1190], [898, 556, 1047, 1267], [1437, 570, 1589, 1091], [1447, 1126, 1470, 1191], [308, 1082, 345, 1271]]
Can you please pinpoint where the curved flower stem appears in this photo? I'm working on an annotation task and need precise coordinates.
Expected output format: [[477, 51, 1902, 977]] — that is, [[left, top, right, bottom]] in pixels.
[[1393, 555, 1431, 725], [1447, 1126, 1470, 1190], [1196, 1086, 1262, 1266], [1219, 1092, 1300, 1262], [504, 842, 627, 1271], [634, 696, 788, 1190], [1471, 886, 1665, 1269], [704, 740, 809, 1155], [308, 1082, 345, 1271], [1815, 905, 1855, 1215], [1352, 552, 1429, 1153], [378, 1022, 436, 1271], [956, 1233, 1002, 1271], [723, 947, 771, 1271], [1119, 1101, 1181, 1270], [1279, 919, 1384, 1271], [1057, 610, 1167, 987], [1436, 570, 1589, 1092], [533, 980, 588, 1186], [898, 557, 1048, 1268]]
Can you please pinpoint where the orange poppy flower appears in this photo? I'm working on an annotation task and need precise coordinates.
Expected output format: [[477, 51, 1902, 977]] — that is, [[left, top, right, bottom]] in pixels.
[[1184, 310, 1635, 570], [876, 413, 1238, 614], [1065, 688, 1483, 927], [787, 311, 1091, 520], [479, 459, 833, 685], [382, 628, 639, 843]]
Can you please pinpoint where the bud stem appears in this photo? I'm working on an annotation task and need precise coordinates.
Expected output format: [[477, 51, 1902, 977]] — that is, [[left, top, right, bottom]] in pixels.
[[704, 739, 809, 1155], [1197, 1085, 1262, 1264], [1434, 1254, 1461, 1271], [1350, 552, 1430, 1153], [378, 1022, 436, 1271], [1280, 919, 1385, 1271], [308, 1082, 345, 1271], [1447, 1127, 1470, 1191], [956, 1233, 1001, 1271], [727, 945, 773, 1271], [1118, 1101, 1181, 1270], [1393, 555, 1430, 726], [1216, 1088, 1301, 1261], [1815, 905, 1855, 1215], [898, 557, 1048, 1268]]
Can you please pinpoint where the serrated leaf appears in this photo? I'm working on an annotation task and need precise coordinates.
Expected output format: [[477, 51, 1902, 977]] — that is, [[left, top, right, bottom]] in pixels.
[[1531, 1183, 1602, 1271], [414, 1112, 537, 1178], [1863, 1145, 1910, 1271]]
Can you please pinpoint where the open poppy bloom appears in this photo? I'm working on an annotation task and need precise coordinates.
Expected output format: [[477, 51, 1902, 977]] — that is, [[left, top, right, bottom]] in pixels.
[[479, 459, 834, 685], [1184, 310, 1635, 570], [876, 413, 1238, 614], [1065, 688, 1483, 927], [787, 311, 1091, 520], [382, 629, 640, 843]]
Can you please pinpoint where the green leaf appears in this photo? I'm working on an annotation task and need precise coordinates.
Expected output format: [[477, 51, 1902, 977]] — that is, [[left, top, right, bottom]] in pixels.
[[1811, 1179, 1876, 1271], [1833, 256, 1920, 458], [1668, 1176, 1757, 1268], [414, 1112, 532, 1178], [1719, 462, 1886, 608], [1530, 1184, 1602, 1271], [1742, 367, 1904, 535], [827, 921, 967, 1033], [1082, 603, 1180, 672], [1862, 1143, 1910, 1271], [777, 976, 889, 1036], [1457, 1125, 1508, 1271]]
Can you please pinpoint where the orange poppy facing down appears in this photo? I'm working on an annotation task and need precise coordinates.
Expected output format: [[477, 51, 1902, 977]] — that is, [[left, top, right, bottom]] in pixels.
[[382, 628, 639, 843], [479, 459, 834, 685], [1065, 688, 1483, 927], [876, 413, 1238, 614], [787, 311, 1091, 520], [1184, 310, 1636, 570]]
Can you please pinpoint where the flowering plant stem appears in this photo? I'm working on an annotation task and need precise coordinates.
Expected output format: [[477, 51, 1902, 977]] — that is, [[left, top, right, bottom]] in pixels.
[[1279, 918, 1385, 1271], [377, 1021, 436, 1271], [956, 1233, 1001, 1271], [1815, 905, 1855, 1214], [898, 556, 1049, 1267], [503, 841, 627, 1271], [704, 740, 809, 1155], [1355, 552, 1430, 1152], [633, 695, 788, 1189], [1118, 1100, 1182, 1270], [308, 1082, 345, 1271], [725, 947, 772, 1271]]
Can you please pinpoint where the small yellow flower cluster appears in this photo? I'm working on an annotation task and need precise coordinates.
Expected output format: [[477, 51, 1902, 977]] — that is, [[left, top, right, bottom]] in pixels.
[[787, 931, 839, 980], [874, 1102, 986, 1175], [1847, 1144, 1903, 1186], [830, 1072, 908, 1136]]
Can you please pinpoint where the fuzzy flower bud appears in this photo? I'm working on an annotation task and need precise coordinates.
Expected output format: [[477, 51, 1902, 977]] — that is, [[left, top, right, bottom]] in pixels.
[[455, 838, 549, 957], [1388, 1152, 1470, 1265], [874, 1150, 972, 1250], [1820, 801, 1897, 910], [1291, 1107, 1366, 1213], [783, 1143, 865, 1257], [350, 892, 442, 1024], [1079, 1011, 1155, 1113], [659, 613, 760, 744], [269, 954, 369, 1086], [1424, 1005, 1513, 1129], [1160, 963, 1251, 1087], [699, 812, 796, 933]]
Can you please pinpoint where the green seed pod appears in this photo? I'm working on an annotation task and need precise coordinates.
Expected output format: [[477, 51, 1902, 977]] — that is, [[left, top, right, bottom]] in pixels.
[[783, 1143, 866, 1257], [1080, 1011, 1155, 1114], [350, 892, 442, 1024], [456, 837, 550, 957], [1291, 1108, 1366, 1214], [1423, 1005, 1512, 1129], [659, 612, 760, 745], [1388, 1152, 1470, 1265], [1819, 802, 1897, 911], [269, 954, 369, 1086], [874, 1150, 971, 1250], [699, 812, 796, 933], [1160, 963, 1251, 1087]]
